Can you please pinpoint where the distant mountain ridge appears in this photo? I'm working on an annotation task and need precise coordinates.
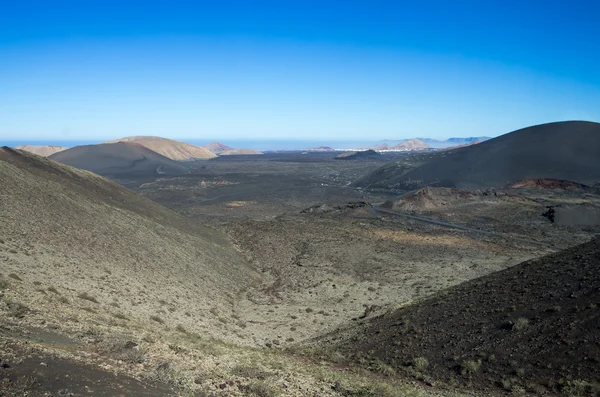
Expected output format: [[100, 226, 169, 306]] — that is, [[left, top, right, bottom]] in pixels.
[[419, 136, 490, 148]]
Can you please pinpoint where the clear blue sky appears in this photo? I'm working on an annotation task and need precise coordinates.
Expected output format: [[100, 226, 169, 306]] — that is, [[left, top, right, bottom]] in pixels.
[[1, 0, 599, 141]]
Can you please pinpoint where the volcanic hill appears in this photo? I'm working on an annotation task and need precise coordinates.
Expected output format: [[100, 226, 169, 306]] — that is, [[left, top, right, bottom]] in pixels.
[[0, 147, 256, 342], [203, 141, 234, 155], [356, 121, 600, 190], [49, 141, 187, 178], [14, 145, 67, 157], [324, 236, 600, 394], [335, 149, 380, 160], [107, 136, 216, 160], [392, 138, 430, 151]]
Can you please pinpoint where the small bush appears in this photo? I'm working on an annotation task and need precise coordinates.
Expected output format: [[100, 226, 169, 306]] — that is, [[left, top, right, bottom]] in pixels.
[[78, 292, 99, 304], [150, 315, 164, 324], [47, 286, 59, 294], [512, 317, 529, 332], [248, 381, 280, 397], [113, 313, 128, 321], [460, 359, 482, 376], [175, 324, 187, 333], [5, 300, 29, 318], [8, 273, 22, 281], [373, 360, 396, 376], [0, 277, 9, 290], [413, 356, 429, 371], [305, 308, 314, 313], [231, 364, 272, 380]]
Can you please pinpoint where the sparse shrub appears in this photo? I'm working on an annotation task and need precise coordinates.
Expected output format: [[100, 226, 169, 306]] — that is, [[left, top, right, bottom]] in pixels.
[[57, 296, 70, 304], [147, 364, 187, 389], [209, 307, 219, 316], [231, 364, 272, 380], [8, 273, 22, 281], [460, 359, 482, 376], [512, 317, 530, 332], [81, 307, 97, 313], [175, 324, 187, 333], [77, 292, 99, 304], [236, 320, 247, 328], [113, 313, 128, 321], [33, 281, 41, 286], [413, 356, 429, 371], [47, 286, 59, 294], [305, 308, 313, 313], [373, 359, 396, 376], [5, 300, 29, 318], [150, 315, 164, 324], [119, 347, 145, 364], [248, 381, 280, 397], [557, 379, 600, 396], [0, 277, 9, 290]]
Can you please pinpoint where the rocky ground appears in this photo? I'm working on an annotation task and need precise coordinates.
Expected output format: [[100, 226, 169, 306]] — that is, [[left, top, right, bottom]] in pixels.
[[2, 150, 598, 396]]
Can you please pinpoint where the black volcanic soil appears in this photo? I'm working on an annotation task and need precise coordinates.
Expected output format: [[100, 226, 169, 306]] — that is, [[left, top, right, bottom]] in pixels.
[[356, 121, 600, 190], [0, 340, 174, 397], [325, 237, 600, 395]]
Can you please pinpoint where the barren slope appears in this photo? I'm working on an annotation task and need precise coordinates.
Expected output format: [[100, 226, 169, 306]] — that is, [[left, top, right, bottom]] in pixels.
[[356, 121, 600, 190], [324, 237, 600, 395], [0, 147, 256, 343], [49, 141, 187, 178], [109, 136, 216, 160], [14, 145, 67, 157]]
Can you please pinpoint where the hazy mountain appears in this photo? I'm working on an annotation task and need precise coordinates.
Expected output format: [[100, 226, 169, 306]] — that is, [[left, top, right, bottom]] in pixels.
[[392, 138, 430, 151], [420, 136, 490, 148], [14, 145, 67, 157], [203, 141, 234, 155]]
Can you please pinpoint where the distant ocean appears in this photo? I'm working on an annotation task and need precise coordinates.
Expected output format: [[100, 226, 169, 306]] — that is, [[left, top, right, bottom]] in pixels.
[[1, 139, 401, 151]]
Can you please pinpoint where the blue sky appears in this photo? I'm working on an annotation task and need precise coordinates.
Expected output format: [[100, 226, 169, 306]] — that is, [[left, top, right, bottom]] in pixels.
[[1, 0, 599, 141]]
